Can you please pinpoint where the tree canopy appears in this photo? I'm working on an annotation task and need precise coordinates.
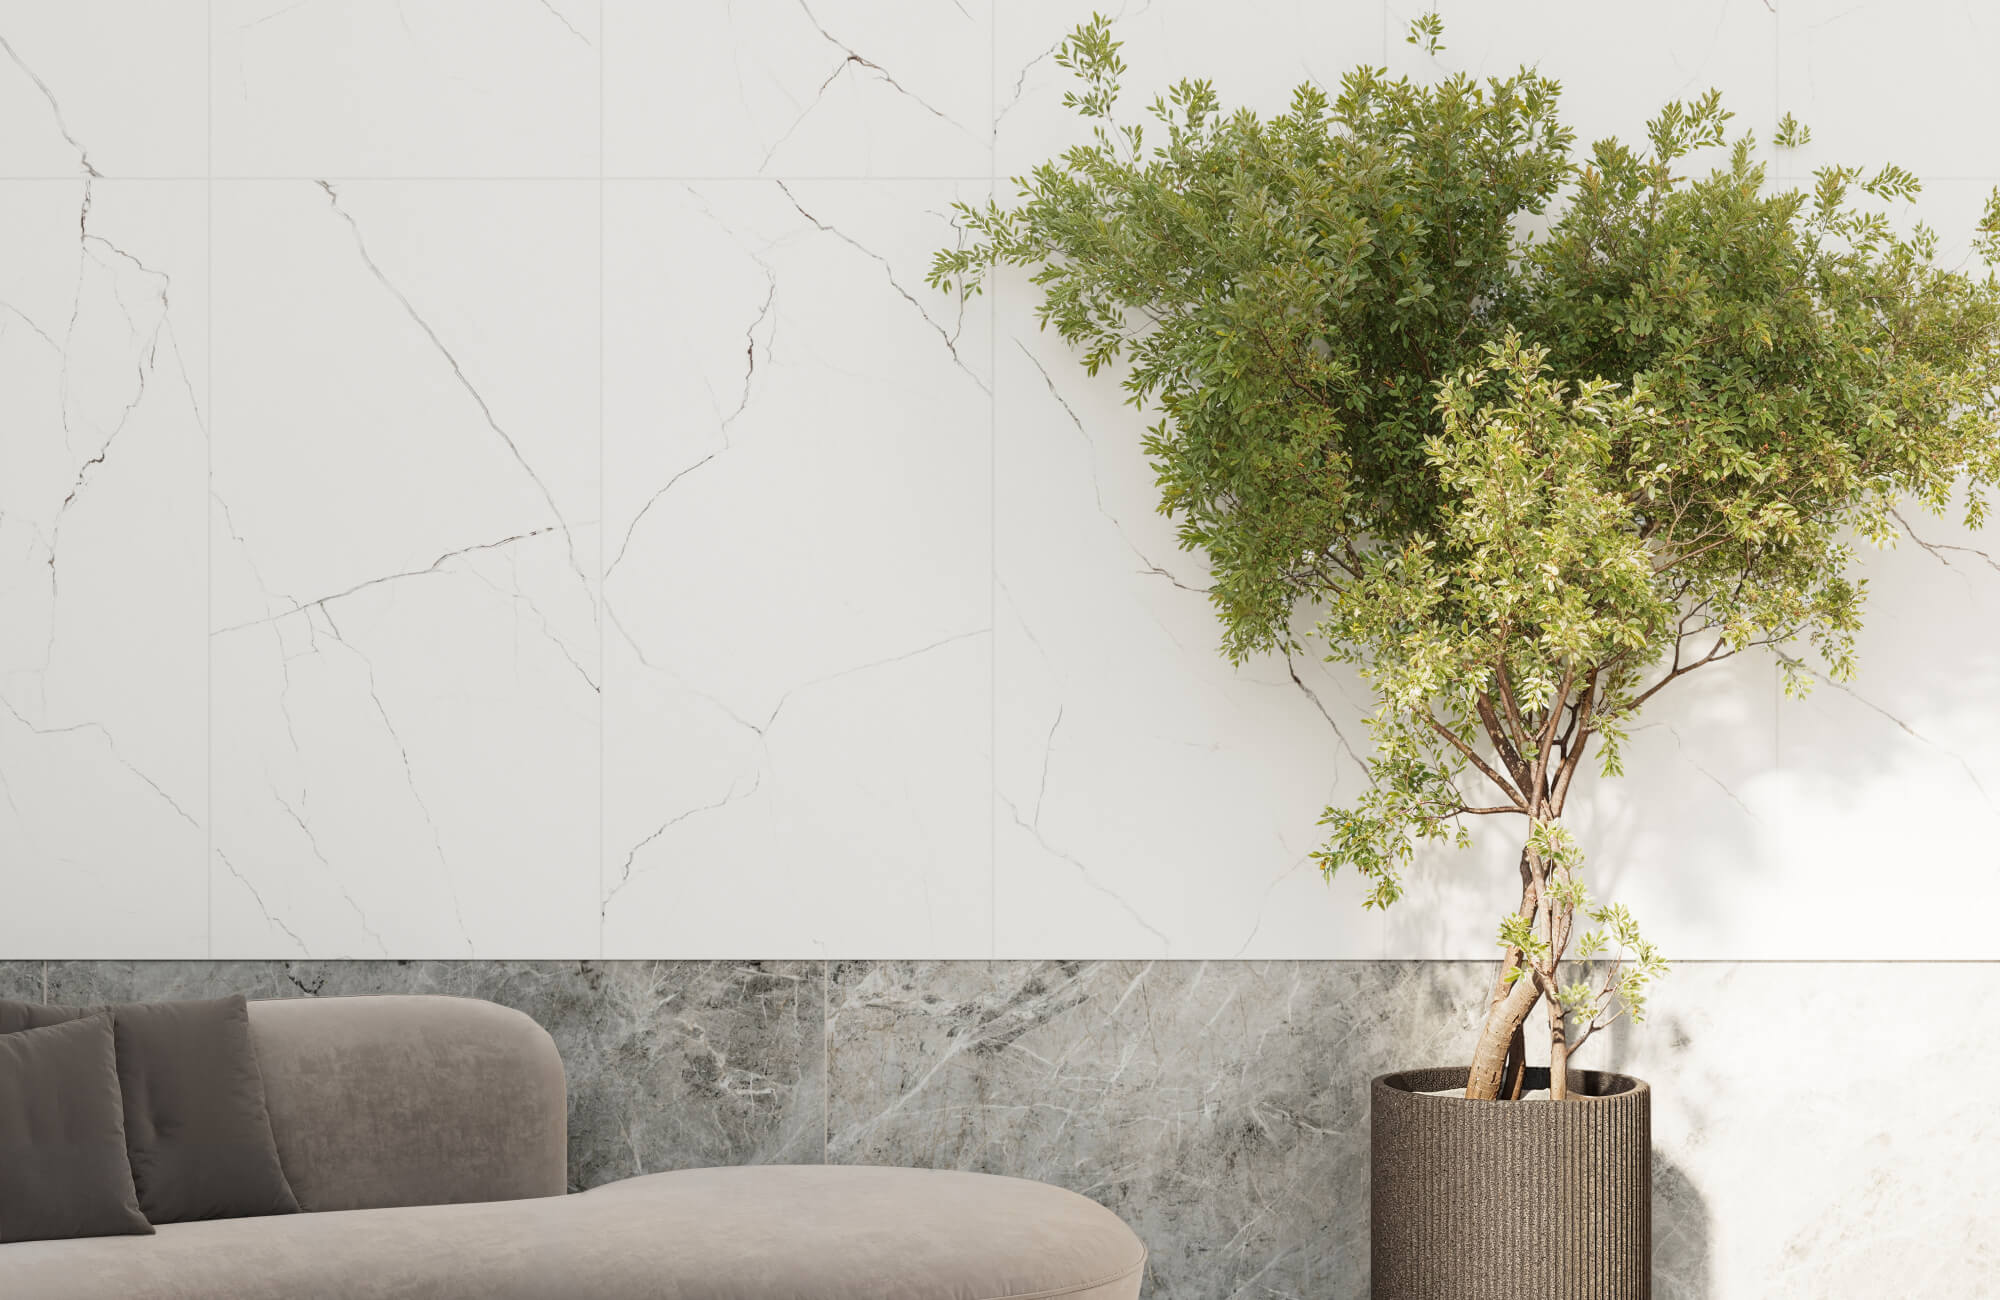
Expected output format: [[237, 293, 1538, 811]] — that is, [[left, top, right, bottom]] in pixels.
[[931, 16, 2000, 1079]]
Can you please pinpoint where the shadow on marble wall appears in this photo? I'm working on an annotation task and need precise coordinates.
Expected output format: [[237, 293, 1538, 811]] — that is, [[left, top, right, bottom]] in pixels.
[[1602, 1010, 1713, 1300], [1654, 1153, 1713, 1300]]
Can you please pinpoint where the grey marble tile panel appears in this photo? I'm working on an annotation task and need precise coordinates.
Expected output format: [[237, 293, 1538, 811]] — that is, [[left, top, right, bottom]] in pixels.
[[0, 960, 45, 1001], [825, 959, 1493, 1300], [41, 959, 825, 1191]]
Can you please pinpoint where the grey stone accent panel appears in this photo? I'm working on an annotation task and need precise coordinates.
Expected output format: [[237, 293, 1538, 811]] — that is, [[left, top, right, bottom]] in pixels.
[[825, 960, 1492, 1300], [39, 960, 822, 1192], [0, 961, 44, 1002], [13, 958, 1998, 1297]]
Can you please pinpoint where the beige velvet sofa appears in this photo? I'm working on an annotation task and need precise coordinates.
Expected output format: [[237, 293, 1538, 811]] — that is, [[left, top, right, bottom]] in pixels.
[[5, 995, 1146, 1299]]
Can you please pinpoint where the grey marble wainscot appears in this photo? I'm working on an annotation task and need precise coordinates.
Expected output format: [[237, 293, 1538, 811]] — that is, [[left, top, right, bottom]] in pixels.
[[19, 959, 2000, 1296]]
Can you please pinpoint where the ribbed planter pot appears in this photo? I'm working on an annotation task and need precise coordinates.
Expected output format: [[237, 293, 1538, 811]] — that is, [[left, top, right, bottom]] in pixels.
[[1371, 1065, 1651, 1300]]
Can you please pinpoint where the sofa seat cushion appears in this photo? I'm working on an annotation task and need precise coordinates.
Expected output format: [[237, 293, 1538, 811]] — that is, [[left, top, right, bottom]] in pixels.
[[0, 1165, 1147, 1300]]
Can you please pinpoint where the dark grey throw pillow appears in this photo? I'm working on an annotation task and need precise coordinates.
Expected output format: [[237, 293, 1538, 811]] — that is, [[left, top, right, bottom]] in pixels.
[[0, 994, 299, 1224], [0, 1014, 153, 1243]]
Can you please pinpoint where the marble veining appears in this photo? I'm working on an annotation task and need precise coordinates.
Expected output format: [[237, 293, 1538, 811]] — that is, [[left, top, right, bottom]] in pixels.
[[599, 177, 993, 958], [0, 173, 211, 957], [827, 960, 1486, 1299], [205, 176, 602, 958]]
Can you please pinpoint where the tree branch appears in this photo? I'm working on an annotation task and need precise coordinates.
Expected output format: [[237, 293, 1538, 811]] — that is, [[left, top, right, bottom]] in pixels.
[[1493, 655, 1534, 752], [1526, 662, 1578, 812], [1474, 691, 1535, 793], [1549, 668, 1600, 816], [1628, 636, 1733, 711], [1427, 716, 1528, 809]]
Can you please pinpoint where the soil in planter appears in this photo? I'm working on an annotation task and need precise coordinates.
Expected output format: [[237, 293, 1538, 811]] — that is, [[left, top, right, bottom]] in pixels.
[[1419, 1087, 1554, 1100]]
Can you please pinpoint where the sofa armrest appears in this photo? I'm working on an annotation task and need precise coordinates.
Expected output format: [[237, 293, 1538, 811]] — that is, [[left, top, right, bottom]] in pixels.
[[251, 995, 567, 1212]]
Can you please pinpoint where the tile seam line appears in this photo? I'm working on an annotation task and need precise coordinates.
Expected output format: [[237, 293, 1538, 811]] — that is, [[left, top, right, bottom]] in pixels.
[[205, 0, 216, 959], [822, 959, 831, 1166], [988, 0, 998, 962], [595, 0, 606, 961], [74, 952, 2000, 960], [25, 175, 2000, 183], [1, 175, 1017, 183]]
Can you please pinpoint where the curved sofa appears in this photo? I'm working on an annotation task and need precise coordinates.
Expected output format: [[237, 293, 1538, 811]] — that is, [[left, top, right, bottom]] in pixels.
[[5, 995, 1146, 1300]]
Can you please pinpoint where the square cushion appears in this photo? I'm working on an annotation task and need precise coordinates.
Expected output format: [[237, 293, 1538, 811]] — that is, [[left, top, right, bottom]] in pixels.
[[0, 994, 299, 1224], [0, 1014, 153, 1243]]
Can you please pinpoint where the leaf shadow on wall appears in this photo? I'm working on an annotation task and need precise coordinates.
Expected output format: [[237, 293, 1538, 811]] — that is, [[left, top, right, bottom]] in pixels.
[[1361, 652, 1776, 968], [1606, 1013, 1714, 1300]]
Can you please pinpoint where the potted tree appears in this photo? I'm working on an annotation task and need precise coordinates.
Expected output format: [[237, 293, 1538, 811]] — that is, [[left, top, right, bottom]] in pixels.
[[933, 15, 2000, 1299]]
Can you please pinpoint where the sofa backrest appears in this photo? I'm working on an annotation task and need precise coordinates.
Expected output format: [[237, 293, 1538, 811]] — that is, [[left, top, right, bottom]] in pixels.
[[247, 995, 567, 1212]]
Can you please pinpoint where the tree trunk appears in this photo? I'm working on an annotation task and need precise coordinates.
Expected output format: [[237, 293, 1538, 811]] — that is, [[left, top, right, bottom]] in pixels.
[[1464, 973, 1541, 1099], [1486, 949, 1530, 1101], [1545, 981, 1570, 1101], [1488, 850, 1538, 1102], [1500, 1021, 1528, 1100]]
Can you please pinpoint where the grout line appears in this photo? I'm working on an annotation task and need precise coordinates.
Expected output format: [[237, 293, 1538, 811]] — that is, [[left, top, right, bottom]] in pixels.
[[22, 954, 2000, 967], [205, 0, 216, 960], [20, 955, 2000, 973], [1773, 0, 1782, 152], [19, 173, 2000, 184], [824, 956, 832, 1160], [595, 0, 607, 962], [0, 175, 1007, 183], [988, 0, 998, 964]]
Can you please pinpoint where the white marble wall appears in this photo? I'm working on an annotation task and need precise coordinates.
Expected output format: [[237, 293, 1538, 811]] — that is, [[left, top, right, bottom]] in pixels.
[[4, 0, 1999, 963]]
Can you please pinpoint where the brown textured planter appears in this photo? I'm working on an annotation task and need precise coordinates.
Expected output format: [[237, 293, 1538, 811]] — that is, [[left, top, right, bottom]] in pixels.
[[1371, 1065, 1651, 1300]]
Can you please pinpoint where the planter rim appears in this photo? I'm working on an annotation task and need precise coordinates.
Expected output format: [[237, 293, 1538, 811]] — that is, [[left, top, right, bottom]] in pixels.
[[1374, 1064, 1649, 1103]]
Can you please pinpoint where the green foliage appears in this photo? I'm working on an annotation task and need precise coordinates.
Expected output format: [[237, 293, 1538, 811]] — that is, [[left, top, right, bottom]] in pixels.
[[1405, 11, 1445, 56], [932, 15, 2000, 1055]]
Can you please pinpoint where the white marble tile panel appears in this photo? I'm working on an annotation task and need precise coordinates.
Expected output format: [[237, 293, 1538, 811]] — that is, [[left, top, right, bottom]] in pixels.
[[1768, 501, 2000, 959], [0, 0, 207, 177], [995, 0, 1383, 181], [604, 0, 991, 179], [1384, 0, 1778, 173], [0, 179, 209, 954], [208, 178, 599, 956], [1521, 655, 1782, 963], [600, 178, 992, 956], [990, 282, 1393, 959], [212, 0, 601, 178], [1779, 0, 2000, 178]]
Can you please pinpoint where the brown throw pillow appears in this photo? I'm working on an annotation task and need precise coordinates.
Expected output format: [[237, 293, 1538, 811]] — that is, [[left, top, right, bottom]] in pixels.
[[0, 994, 299, 1224], [0, 1014, 153, 1243]]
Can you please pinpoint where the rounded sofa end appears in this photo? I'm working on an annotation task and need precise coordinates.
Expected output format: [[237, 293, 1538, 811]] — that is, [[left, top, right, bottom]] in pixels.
[[249, 994, 568, 1212]]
